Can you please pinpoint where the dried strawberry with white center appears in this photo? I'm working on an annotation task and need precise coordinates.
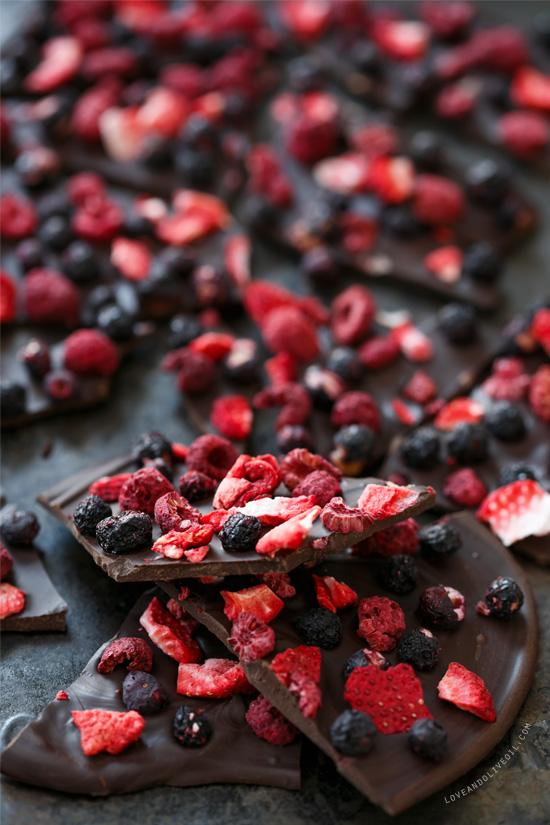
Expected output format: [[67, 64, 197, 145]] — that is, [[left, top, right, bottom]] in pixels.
[[476, 479, 550, 546], [423, 246, 463, 283], [391, 322, 434, 362], [25, 37, 83, 94], [255, 505, 322, 557], [279, 0, 331, 40], [0, 582, 25, 620], [358, 484, 428, 521], [437, 662, 495, 722], [235, 495, 318, 527], [110, 237, 152, 282], [176, 659, 253, 699], [224, 235, 251, 290], [373, 19, 430, 61], [434, 397, 485, 430], [221, 584, 284, 624], [313, 153, 370, 195], [366, 156, 416, 204], [510, 66, 550, 112]]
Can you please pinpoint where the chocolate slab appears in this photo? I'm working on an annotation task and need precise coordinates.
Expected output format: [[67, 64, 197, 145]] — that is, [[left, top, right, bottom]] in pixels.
[[0, 589, 301, 794], [161, 512, 537, 815], [37, 452, 435, 582], [0, 543, 67, 632]]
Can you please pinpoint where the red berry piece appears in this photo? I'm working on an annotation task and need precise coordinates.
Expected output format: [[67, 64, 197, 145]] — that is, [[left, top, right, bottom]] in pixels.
[[247, 144, 294, 207], [66, 171, 106, 205], [185, 435, 238, 481], [476, 479, 550, 546], [358, 483, 426, 521], [178, 471, 216, 503], [391, 322, 434, 362], [279, 0, 331, 40], [444, 468, 488, 507], [0, 270, 17, 323], [72, 709, 145, 756], [435, 81, 476, 119], [271, 644, 322, 719], [373, 19, 430, 61], [350, 123, 399, 159], [480, 357, 531, 401], [0, 544, 13, 581], [55, 691, 69, 701], [529, 364, 550, 423], [423, 245, 463, 283], [140, 596, 202, 664], [152, 526, 213, 560], [119, 467, 175, 518], [312, 574, 358, 613], [412, 174, 465, 225], [366, 155, 416, 204], [531, 308, 550, 357], [419, 1, 476, 40], [352, 518, 419, 558], [265, 352, 298, 387], [402, 370, 438, 404], [25, 36, 83, 94], [255, 506, 321, 557], [88, 473, 133, 503], [210, 395, 253, 441], [497, 111, 549, 160], [331, 391, 380, 432], [292, 470, 342, 508], [262, 306, 320, 362], [320, 497, 367, 533], [0, 194, 38, 239], [236, 496, 318, 528], [358, 335, 401, 370], [357, 596, 406, 652], [340, 212, 379, 254], [177, 658, 253, 699], [224, 234, 251, 290], [165, 349, 216, 396], [221, 583, 285, 624], [437, 662, 495, 722], [97, 637, 153, 674], [344, 663, 432, 734], [434, 397, 485, 429], [63, 329, 119, 376], [256, 572, 296, 599], [228, 611, 276, 662], [313, 152, 370, 195], [0, 582, 25, 620], [82, 47, 138, 82], [392, 398, 419, 430], [510, 66, 550, 112], [243, 281, 297, 326], [72, 197, 125, 241], [245, 696, 298, 745], [23, 269, 80, 327], [110, 237, 152, 282], [154, 491, 202, 534], [253, 383, 312, 431], [281, 448, 342, 491], [331, 285, 377, 346]]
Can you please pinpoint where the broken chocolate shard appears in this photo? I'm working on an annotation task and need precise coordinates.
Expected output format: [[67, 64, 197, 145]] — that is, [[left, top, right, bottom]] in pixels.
[[0, 542, 67, 632]]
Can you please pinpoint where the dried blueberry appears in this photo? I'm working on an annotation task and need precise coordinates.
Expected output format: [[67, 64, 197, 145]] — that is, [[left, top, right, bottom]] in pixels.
[[0, 505, 39, 545], [132, 431, 173, 466], [123, 212, 156, 238], [242, 195, 281, 232], [158, 247, 196, 279], [446, 422, 488, 464], [223, 339, 260, 384], [168, 314, 202, 349], [418, 585, 465, 630], [18, 338, 51, 379], [383, 206, 422, 237], [476, 576, 524, 619], [398, 629, 440, 671], [179, 471, 217, 503], [73, 495, 112, 537], [62, 241, 99, 282], [301, 246, 339, 284], [332, 424, 376, 470], [39, 215, 73, 251], [122, 670, 169, 715], [410, 131, 446, 171], [408, 718, 447, 761], [173, 706, 211, 747], [44, 370, 77, 400], [97, 304, 135, 341], [219, 513, 262, 554], [175, 148, 215, 187], [465, 159, 510, 206], [344, 648, 388, 681], [330, 709, 377, 756], [15, 238, 44, 271], [326, 347, 363, 383], [462, 243, 501, 283], [418, 523, 462, 562], [96, 510, 153, 555], [276, 425, 315, 454], [486, 402, 526, 442], [400, 427, 440, 469], [0, 380, 26, 418], [142, 457, 173, 480], [294, 607, 341, 649], [379, 554, 418, 595], [438, 303, 477, 344]]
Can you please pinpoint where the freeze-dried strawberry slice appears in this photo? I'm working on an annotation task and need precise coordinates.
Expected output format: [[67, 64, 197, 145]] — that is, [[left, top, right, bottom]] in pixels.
[[88, 473, 133, 503], [221, 584, 284, 624], [210, 395, 253, 440], [0, 582, 25, 620], [281, 448, 342, 491], [99, 106, 144, 162], [313, 153, 370, 195], [279, 0, 331, 40], [255, 506, 321, 556], [71, 78, 122, 142], [235, 495, 319, 526], [437, 662, 496, 722], [182, 545, 210, 563], [172, 190, 230, 228], [423, 246, 463, 283], [366, 155, 416, 204], [511, 66, 550, 112], [344, 663, 432, 734], [0, 271, 16, 323], [476, 480, 550, 547], [97, 637, 153, 674], [434, 397, 485, 430], [156, 210, 218, 245], [320, 498, 368, 533], [151, 525, 214, 560], [373, 19, 430, 61], [531, 308, 550, 357], [25, 36, 83, 94], [177, 658, 253, 698], [140, 597, 202, 663], [357, 595, 406, 652], [358, 484, 425, 521], [312, 574, 358, 613], [72, 709, 145, 756], [391, 398, 419, 426], [111, 237, 151, 281], [391, 322, 434, 362], [224, 235, 251, 290]]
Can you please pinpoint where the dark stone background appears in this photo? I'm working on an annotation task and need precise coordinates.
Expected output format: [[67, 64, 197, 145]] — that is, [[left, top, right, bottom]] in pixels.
[[1, 3, 549, 823]]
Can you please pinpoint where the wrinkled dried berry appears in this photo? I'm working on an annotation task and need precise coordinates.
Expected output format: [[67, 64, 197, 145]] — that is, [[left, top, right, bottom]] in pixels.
[[223, 339, 260, 384], [446, 422, 488, 464], [303, 365, 345, 410], [379, 554, 418, 595], [344, 649, 388, 681], [186, 435, 238, 481], [132, 431, 173, 467], [418, 523, 462, 562], [400, 427, 440, 469], [465, 159, 510, 206], [61, 241, 99, 282], [293, 470, 342, 508], [476, 576, 524, 619], [245, 695, 298, 745], [499, 462, 536, 487], [173, 706, 211, 748], [330, 708, 377, 756], [0, 505, 39, 545], [228, 611, 276, 662], [293, 607, 341, 649], [168, 314, 202, 349], [326, 347, 363, 383], [332, 425, 376, 472], [438, 303, 477, 344], [398, 629, 440, 671], [122, 670, 169, 715], [96, 510, 153, 555], [462, 243, 501, 283], [408, 718, 447, 761], [486, 402, 526, 441], [97, 637, 153, 674], [276, 425, 315, 454], [0, 380, 26, 419], [178, 471, 217, 503], [418, 585, 465, 630], [219, 513, 262, 554], [73, 494, 112, 537]]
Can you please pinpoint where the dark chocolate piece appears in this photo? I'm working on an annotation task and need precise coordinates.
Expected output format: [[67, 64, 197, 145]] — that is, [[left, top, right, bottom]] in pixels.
[[0, 590, 301, 794], [0, 542, 67, 632], [160, 512, 537, 816], [37, 453, 435, 582]]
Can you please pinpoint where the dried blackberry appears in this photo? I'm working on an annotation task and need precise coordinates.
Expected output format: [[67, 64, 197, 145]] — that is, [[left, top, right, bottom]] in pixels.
[[132, 431, 173, 467], [417, 585, 464, 630], [465, 159, 510, 206], [408, 718, 448, 761], [379, 554, 418, 595], [330, 709, 377, 756], [398, 629, 440, 671], [446, 422, 488, 464], [418, 523, 462, 562], [499, 462, 536, 486], [173, 706, 211, 747], [168, 314, 202, 349], [73, 495, 112, 537], [326, 347, 363, 383], [438, 303, 477, 344], [477, 576, 524, 619], [293, 607, 341, 649], [18, 338, 51, 379], [122, 670, 169, 715], [400, 427, 440, 469], [179, 471, 217, 503], [462, 243, 501, 283], [486, 403, 526, 442], [0, 380, 26, 419], [0, 505, 39, 545], [219, 513, 262, 554], [96, 510, 153, 555]]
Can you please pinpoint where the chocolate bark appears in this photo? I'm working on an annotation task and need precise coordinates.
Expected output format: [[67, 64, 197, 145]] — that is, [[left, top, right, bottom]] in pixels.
[[160, 512, 537, 815], [37, 453, 435, 582], [0, 543, 67, 632], [0, 589, 301, 794]]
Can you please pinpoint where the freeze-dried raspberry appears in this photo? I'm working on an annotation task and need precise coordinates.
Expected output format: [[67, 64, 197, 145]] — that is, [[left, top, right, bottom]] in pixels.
[[72, 709, 145, 757], [293, 470, 342, 508], [211, 395, 253, 440], [178, 471, 217, 503], [228, 611, 276, 662], [185, 435, 238, 481], [72, 197, 125, 241], [262, 306, 320, 362], [331, 391, 380, 432], [56, 691, 69, 701], [119, 467, 175, 518], [66, 172, 106, 206], [281, 448, 342, 491], [97, 637, 153, 674], [444, 468, 488, 507], [63, 329, 120, 376], [358, 335, 401, 370], [497, 111, 549, 160], [247, 144, 294, 208], [331, 285, 377, 346], [245, 696, 298, 745], [480, 357, 531, 401], [320, 497, 368, 533], [167, 349, 216, 396], [154, 492, 201, 534], [352, 518, 419, 557], [243, 282, 297, 326], [402, 371, 438, 404], [214, 454, 281, 510], [0, 582, 25, 620], [256, 572, 296, 599], [412, 175, 465, 225], [0, 544, 13, 581], [0, 193, 38, 239], [152, 526, 213, 560], [357, 596, 406, 651], [286, 113, 339, 165], [0, 271, 16, 324], [22, 269, 80, 327], [528, 365, 550, 424], [253, 383, 312, 432], [89, 473, 133, 503]]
